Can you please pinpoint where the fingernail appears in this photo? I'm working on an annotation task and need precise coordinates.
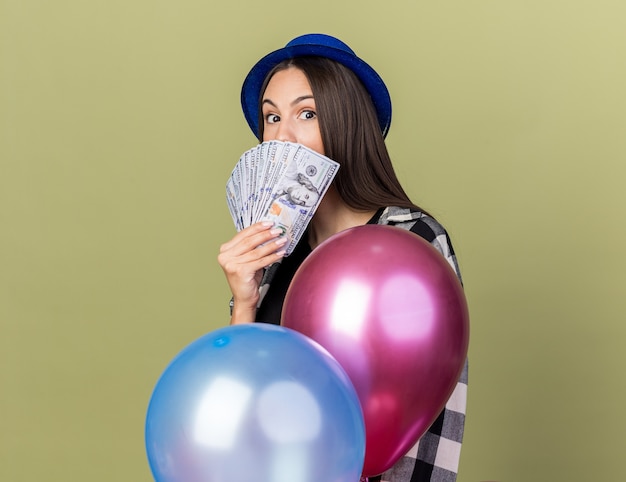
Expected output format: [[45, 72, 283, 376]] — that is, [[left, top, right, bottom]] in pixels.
[[275, 250, 286, 257], [261, 221, 274, 227], [275, 236, 287, 246], [270, 228, 283, 236]]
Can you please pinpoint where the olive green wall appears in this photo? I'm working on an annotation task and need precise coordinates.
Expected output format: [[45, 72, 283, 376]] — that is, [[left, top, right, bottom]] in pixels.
[[2, 1, 625, 481]]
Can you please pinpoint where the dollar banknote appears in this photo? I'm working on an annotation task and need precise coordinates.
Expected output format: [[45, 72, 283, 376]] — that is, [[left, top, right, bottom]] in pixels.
[[226, 141, 340, 255]]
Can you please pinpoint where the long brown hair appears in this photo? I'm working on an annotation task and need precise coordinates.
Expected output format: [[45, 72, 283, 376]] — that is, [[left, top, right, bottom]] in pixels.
[[258, 57, 429, 214]]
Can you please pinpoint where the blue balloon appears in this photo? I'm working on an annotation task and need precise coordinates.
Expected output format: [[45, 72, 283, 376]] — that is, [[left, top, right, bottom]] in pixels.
[[145, 324, 365, 482]]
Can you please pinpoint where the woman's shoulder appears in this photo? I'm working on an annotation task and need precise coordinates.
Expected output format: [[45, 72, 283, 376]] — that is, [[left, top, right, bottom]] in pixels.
[[379, 206, 462, 282], [377, 206, 449, 242]]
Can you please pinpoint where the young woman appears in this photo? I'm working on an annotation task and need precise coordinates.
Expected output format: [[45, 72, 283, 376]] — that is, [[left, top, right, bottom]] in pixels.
[[218, 33, 468, 482]]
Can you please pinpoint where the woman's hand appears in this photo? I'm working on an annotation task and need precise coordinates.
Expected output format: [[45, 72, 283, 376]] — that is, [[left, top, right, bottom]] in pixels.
[[218, 221, 287, 324]]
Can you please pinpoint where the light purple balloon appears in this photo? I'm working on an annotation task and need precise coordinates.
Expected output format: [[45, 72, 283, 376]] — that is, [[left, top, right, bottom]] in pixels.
[[281, 225, 469, 477], [145, 324, 366, 482]]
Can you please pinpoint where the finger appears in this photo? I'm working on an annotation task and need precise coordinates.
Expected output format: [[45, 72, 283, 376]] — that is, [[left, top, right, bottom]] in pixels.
[[221, 227, 285, 258], [218, 235, 287, 277], [222, 235, 287, 272], [219, 221, 275, 252], [252, 234, 289, 261]]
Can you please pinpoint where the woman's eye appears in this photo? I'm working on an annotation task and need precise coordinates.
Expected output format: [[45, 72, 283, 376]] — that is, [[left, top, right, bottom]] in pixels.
[[298, 110, 317, 120], [265, 114, 280, 124]]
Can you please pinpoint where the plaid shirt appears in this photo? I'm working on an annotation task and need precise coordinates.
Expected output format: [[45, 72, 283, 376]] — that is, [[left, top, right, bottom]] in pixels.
[[253, 206, 468, 482]]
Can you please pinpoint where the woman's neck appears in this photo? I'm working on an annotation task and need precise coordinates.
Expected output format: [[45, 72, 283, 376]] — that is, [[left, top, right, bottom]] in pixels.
[[307, 187, 377, 249]]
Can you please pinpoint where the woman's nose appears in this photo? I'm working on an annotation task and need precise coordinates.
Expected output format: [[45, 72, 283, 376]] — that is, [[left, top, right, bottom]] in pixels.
[[276, 121, 296, 143]]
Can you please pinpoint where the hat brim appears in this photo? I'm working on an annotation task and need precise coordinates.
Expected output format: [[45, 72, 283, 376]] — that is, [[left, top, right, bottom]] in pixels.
[[241, 43, 392, 138]]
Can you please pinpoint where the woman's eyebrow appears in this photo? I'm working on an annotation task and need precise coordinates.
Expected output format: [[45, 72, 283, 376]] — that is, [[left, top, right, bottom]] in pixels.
[[290, 95, 314, 106], [261, 95, 315, 108], [262, 98, 277, 108]]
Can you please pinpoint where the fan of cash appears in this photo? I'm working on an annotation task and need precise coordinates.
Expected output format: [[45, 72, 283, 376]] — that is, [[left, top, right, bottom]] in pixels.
[[226, 141, 340, 256]]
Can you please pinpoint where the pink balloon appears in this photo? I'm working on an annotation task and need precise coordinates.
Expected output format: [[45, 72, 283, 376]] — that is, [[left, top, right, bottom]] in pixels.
[[281, 225, 469, 477]]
